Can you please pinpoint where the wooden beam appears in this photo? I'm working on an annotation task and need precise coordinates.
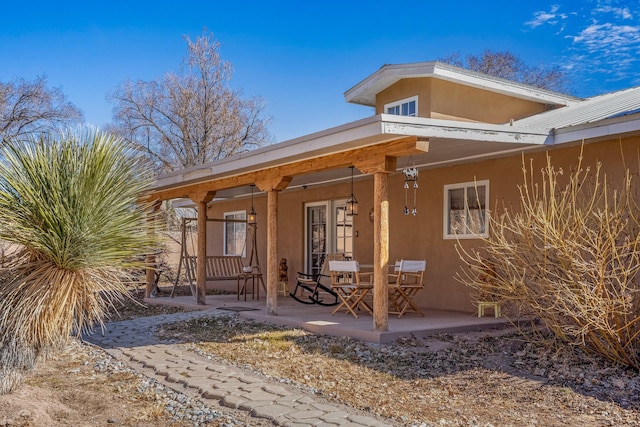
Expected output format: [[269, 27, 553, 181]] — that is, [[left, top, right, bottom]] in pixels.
[[373, 171, 389, 332], [255, 176, 292, 192], [196, 200, 209, 305], [354, 155, 397, 175], [265, 189, 279, 315], [149, 136, 427, 201], [145, 200, 162, 298], [186, 191, 215, 305], [190, 190, 215, 204]]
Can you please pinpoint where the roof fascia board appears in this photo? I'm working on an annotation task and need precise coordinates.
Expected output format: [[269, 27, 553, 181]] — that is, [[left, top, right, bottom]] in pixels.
[[153, 114, 551, 192], [380, 114, 550, 145], [154, 115, 388, 190], [344, 61, 579, 108], [552, 114, 640, 145], [344, 62, 437, 104], [430, 67, 578, 106]]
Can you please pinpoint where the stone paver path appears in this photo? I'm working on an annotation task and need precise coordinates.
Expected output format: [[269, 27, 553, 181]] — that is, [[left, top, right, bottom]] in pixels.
[[84, 310, 391, 427]]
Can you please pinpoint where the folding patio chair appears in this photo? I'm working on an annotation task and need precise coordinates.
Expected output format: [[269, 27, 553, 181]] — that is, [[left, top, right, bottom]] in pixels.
[[329, 260, 374, 318], [289, 253, 345, 306], [388, 259, 426, 317]]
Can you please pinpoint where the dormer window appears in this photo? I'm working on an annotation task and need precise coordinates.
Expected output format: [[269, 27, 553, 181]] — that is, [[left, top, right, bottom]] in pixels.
[[385, 96, 418, 117]]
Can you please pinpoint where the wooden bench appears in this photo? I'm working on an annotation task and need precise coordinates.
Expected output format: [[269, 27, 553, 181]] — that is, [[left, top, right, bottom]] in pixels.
[[182, 255, 245, 281], [181, 255, 251, 299]]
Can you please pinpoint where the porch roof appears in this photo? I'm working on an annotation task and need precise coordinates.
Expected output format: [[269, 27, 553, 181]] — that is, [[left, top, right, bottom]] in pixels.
[[514, 86, 640, 132], [148, 114, 549, 201]]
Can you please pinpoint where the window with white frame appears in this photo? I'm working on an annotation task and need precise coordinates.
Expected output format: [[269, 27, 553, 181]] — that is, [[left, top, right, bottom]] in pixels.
[[443, 180, 489, 239], [384, 96, 418, 117], [224, 210, 246, 256]]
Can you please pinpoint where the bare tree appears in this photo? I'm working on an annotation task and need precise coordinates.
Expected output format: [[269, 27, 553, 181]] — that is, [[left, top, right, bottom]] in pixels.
[[440, 50, 570, 94], [109, 32, 271, 172], [0, 76, 83, 140]]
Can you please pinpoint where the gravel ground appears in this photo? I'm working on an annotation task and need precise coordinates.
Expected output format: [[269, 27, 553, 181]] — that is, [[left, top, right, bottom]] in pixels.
[[70, 340, 255, 426], [157, 315, 640, 427], [5, 285, 639, 427]]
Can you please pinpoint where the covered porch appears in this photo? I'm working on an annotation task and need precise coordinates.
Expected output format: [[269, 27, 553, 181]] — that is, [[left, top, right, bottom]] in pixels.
[[144, 293, 511, 344], [144, 114, 547, 333]]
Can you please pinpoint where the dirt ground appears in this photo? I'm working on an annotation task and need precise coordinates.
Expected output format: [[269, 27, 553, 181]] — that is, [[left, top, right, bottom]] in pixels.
[[0, 285, 213, 427], [0, 339, 198, 427], [1, 285, 640, 426]]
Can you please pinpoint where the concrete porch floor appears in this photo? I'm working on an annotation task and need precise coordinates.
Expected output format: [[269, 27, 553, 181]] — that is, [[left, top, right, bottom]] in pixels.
[[144, 292, 511, 344]]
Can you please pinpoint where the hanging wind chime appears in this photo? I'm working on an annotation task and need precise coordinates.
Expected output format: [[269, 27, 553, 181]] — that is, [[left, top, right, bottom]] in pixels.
[[403, 157, 418, 215]]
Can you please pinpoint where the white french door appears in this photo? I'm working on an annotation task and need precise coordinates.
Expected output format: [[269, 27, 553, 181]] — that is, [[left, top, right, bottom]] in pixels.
[[304, 199, 353, 274]]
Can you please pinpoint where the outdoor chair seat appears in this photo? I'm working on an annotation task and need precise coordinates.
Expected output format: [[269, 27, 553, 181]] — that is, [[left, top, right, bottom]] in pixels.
[[388, 259, 426, 317], [329, 260, 373, 318]]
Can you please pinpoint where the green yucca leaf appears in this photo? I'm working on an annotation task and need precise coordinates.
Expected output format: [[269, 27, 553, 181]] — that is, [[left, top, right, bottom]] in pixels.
[[0, 129, 160, 270], [0, 128, 163, 393]]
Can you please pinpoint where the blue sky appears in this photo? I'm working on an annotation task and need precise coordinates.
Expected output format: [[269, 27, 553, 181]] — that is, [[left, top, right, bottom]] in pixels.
[[2, 0, 639, 142]]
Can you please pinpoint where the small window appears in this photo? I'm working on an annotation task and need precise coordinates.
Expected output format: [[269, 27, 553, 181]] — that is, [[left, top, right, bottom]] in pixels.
[[224, 210, 246, 256], [384, 96, 418, 117], [443, 180, 489, 239]]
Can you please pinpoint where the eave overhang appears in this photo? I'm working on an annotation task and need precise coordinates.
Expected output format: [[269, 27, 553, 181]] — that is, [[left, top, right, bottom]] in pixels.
[[552, 112, 640, 145], [344, 62, 580, 108], [147, 114, 551, 202]]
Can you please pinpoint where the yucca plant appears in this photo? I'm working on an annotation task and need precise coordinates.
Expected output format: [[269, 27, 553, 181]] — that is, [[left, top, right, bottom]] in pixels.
[[0, 128, 161, 393]]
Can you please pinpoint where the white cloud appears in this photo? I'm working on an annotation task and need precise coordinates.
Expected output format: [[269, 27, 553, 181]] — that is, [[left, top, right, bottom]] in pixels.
[[572, 23, 640, 52], [526, 1, 640, 91], [525, 4, 568, 28], [595, 6, 633, 20]]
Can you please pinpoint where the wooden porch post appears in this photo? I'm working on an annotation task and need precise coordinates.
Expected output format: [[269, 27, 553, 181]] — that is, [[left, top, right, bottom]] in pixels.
[[355, 156, 396, 332], [190, 191, 215, 305], [373, 171, 390, 332], [145, 200, 162, 298], [256, 176, 292, 316], [266, 190, 278, 315]]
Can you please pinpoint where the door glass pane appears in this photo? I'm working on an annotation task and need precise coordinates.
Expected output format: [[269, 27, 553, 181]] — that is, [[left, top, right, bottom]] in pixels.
[[307, 205, 327, 276], [334, 205, 353, 259], [224, 212, 246, 256]]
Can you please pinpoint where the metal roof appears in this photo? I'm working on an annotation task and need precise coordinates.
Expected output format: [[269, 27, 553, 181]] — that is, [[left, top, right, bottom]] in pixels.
[[514, 86, 640, 131]]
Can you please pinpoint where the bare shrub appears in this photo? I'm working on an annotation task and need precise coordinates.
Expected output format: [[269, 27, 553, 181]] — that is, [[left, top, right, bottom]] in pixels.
[[457, 148, 640, 370]]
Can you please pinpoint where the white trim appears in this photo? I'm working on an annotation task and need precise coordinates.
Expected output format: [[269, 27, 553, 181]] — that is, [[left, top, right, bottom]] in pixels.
[[384, 95, 418, 117], [152, 114, 550, 194], [443, 180, 490, 240], [344, 61, 580, 107], [223, 210, 247, 257], [552, 114, 640, 145]]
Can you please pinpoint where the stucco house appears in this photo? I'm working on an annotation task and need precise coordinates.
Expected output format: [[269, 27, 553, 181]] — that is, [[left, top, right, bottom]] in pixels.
[[146, 61, 640, 331]]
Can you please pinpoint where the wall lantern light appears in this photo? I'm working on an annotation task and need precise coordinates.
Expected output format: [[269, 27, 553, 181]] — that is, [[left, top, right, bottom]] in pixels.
[[248, 184, 257, 225], [346, 166, 359, 216]]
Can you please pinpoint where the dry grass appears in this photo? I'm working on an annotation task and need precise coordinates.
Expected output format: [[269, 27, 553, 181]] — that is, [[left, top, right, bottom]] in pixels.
[[8, 276, 640, 425], [157, 314, 640, 426], [0, 339, 198, 427]]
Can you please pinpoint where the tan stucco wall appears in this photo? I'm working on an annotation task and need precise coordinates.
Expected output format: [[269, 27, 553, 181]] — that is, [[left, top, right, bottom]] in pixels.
[[202, 136, 640, 312], [376, 78, 432, 118], [375, 77, 553, 123]]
